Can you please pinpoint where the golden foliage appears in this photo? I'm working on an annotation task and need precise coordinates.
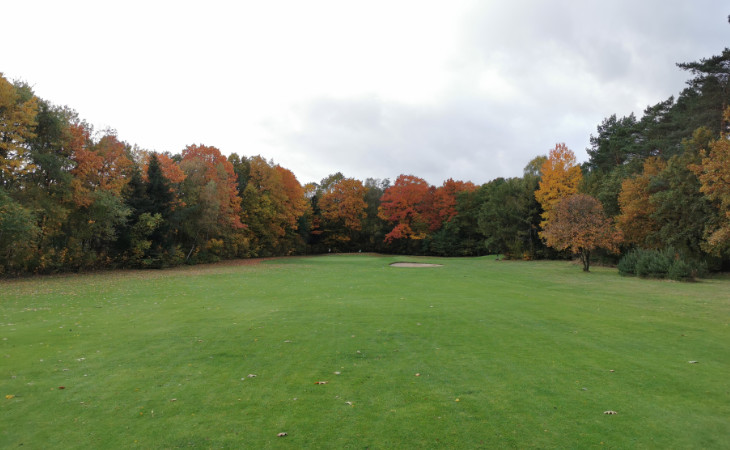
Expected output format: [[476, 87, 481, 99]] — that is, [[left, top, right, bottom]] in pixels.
[[319, 177, 368, 233], [540, 194, 622, 271], [616, 157, 666, 247], [691, 109, 730, 254], [534, 143, 583, 226], [0, 74, 38, 183]]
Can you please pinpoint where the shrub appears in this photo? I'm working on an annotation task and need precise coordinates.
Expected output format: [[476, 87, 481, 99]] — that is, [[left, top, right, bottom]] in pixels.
[[635, 248, 673, 278], [618, 247, 705, 281], [617, 249, 640, 276], [667, 259, 693, 281]]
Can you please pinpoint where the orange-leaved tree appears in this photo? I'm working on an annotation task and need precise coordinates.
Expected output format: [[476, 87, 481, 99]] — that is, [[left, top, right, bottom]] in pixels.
[[691, 107, 730, 255], [378, 174, 431, 243], [540, 194, 622, 271], [616, 156, 667, 247], [319, 177, 368, 243], [275, 165, 309, 232], [534, 143, 583, 227], [428, 178, 477, 232], [142, 152, 186, 185], [70, 127, 133, 206], [67, 129, 134, 259]]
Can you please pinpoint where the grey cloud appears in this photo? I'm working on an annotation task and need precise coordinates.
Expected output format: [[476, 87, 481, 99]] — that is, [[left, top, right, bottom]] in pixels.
[[265, 93, 584, 186], [265, 1, 727, 186]]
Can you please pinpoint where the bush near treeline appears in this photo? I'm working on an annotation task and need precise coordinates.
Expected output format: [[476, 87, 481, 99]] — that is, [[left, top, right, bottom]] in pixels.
[[617, 248, 709, 281], [1, 47, 729, 275]]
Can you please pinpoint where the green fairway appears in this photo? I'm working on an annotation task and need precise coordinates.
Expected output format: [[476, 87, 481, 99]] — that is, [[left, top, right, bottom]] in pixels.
[[1, 255, 729, 448]]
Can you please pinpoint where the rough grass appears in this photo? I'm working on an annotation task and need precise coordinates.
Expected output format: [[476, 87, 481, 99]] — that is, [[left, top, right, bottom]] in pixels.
[[1, 254, 729, 448]]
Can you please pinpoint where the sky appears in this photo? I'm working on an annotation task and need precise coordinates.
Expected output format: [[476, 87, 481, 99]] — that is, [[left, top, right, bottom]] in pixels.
[[4, 0, 729, 186]]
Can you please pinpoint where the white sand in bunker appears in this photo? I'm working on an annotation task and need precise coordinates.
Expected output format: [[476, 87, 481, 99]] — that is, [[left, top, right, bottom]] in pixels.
[[389, 262, 444, 268]]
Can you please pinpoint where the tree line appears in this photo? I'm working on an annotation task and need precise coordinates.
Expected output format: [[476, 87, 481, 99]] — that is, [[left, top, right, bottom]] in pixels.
[[1, 47, 729, 275]]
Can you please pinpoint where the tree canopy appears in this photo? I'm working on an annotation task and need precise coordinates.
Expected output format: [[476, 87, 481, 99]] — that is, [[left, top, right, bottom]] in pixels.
[[2, 46, 730, 274]]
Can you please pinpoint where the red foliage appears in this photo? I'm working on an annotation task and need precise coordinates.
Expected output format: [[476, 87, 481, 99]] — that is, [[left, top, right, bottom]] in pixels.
[[378, 174, 431, 242], [429, 178, 477, 231]]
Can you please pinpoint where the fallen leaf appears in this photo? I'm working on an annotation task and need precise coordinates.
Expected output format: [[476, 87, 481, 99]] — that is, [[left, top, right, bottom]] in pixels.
[[345, 401, 353, 406], [5, 394, 14, 399], [170, 398, 177, 402], [315, 381, 328, 385], [609, 370, 615, 373], [455, 398, 460, 402], [334, 371, 341, 375], [247, 374, 257, 378], [604, 410, 618, 415], [58, 386, 65, 390], [277, 432, 288, 437], [415, 373, 421, 377]]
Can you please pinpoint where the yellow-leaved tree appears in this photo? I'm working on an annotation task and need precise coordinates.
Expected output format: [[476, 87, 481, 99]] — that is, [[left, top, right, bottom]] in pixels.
[[0, 74, 38, 186], [534, 143, 583, 228]]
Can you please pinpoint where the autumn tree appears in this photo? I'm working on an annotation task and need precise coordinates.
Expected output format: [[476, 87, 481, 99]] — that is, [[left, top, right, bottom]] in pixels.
[[428, 178, 477, 232], [378, 174, 432, 243], [241, 156, 308, 256], [242, 156, 286, 255], [275, 165, 309, 253], [691, 107, 730, 255], [534, 143, 583, 226], [540, 194, 622, 271], [180, 144, 242, 229], [70, 130, 133, 206], [178, 144, 243, 260], [429, 184, 489, 256], [0, 75, 38, 187], [63, 129, 135, 264], [616, 157, 667, 247], [318, 176, 368, 245]]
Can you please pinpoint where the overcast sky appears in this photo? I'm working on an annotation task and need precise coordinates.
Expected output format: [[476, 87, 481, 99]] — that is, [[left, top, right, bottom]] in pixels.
[[4, 1, 728, 186]]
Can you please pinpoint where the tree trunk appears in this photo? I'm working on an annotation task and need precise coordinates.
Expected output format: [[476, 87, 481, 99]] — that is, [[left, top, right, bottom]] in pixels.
[[581, 249, 590, 272]]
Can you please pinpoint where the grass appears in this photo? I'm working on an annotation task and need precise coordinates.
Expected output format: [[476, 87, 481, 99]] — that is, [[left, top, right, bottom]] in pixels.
[[1, 254, 729, 448]]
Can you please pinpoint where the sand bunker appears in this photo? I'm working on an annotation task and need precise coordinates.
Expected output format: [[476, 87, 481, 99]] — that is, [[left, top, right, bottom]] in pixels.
[[390, 262, 444, 268]]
